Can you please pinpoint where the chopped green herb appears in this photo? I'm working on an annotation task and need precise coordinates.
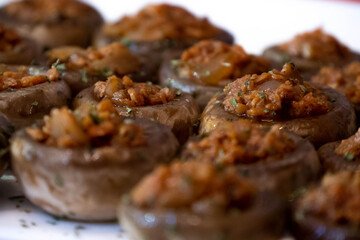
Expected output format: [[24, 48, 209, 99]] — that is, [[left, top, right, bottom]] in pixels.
[[51, 59, 61, 68], [231, 97, 237, 107], [317, 101, 323, 105], [7, 87, 14, 92], [238, 91, 244, 97], [192, 120, 200, 127], [289, 77, 294, 81], [46, 77, 51, 83], [250, 75, 255, 80], [226, 84, 230, 90], [271, 111, 276, 116], [344, 152, 355, 161], [170, 59, 180, 67], [147, 81, 152, 85], [89, 112, 101, 124], [269, 70, 274, 74], [215, 100, 221, 104], [176, 89, 182, 96], [54, 174, 64, 187], [330, 97, 336, 103], [32, 101, 39, 106], [126, 106, 132, 114], [245, 80, 250, 86], [299, 85, 307, 92], [80, 69, 88, 83], [202, 70, 211, 76], [100, 67, 113, 77], [264, 109, 270, 113], [51, 59, 66, 70], [258, 92, 266, 102], [185, 99, 190, 102], [120, 37, 131, 46]]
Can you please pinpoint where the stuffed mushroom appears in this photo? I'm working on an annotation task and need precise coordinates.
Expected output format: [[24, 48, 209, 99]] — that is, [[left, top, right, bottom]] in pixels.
[[11, 100, 179, 221], [318, 127, 360, 172], [160, 40, 273, 110], [312, 61, 360, 124], [263, 29, 359, 80], [119, 161, 285, 240], [45, 43, 143, 95], [0, 0, 103, 48], [0, 64, 71, 129], [292, 171, 360, 239], [94, 4, 233, 83], [0, 24, 40, 65], [182, 119, 320, 199], [74, 75, 200, 144], [200, 63, 356, 147]]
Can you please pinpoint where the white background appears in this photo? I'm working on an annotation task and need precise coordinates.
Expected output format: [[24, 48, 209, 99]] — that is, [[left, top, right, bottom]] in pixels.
[[0, 0, 359, 239]]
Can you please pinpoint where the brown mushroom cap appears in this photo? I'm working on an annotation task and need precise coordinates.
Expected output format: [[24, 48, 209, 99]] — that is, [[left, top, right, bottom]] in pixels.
[[11, 118, 179, 221]]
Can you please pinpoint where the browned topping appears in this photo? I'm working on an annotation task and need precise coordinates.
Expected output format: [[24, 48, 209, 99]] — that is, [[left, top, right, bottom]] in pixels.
[[312, 62, 360, 103], [4, 0, 99, 23], [184, 120, 295, 165], [223, 63, 329, 118], [178, 40, 270, 86], [335, 128, 360, 161], [47, 43, 140, 75], [131, 161, 256, 213], [103, 4, 220, 41], [0, 67, 58, 91], [298, 171, 360, 225], [0, 24, 21, 51], [279, 28, 351, 62], [94, 75, 176, 107], [26, 100, 145, 148]]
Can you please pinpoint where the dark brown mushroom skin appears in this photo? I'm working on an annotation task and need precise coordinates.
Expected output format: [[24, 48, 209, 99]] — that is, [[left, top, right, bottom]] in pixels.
[[0, 112, 13, 176], [0, 65, 71, 129], [11, 118, 179, 221], [119, 191, 285, 240], [292, 205, 360, 240], [200, 86, 356, 148], [318, 141, 360, 172], [183, 131, 320, 200], [94, 30, 234, 83], [0, 38, 41, 65], [263, 46, 360, 80], [0, 0, 104, 48], [74, 86, 200, 145]]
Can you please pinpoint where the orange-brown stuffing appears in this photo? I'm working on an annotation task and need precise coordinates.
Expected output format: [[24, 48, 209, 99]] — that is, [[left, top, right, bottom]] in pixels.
[[279, 28, 351, 62], [297, 171, 360, 225], [103, 4, 220, 41], [335, 128, 360, 162], [0, 67, 58, 91], [46, 43, 140, 75], [312, 61, 360, 103], [183, 119, 295, 165], [223, 63, 329, 118], [94, 75, 176, 107], [178, 40, 270, 86], [26, 99, 145, 148], [131, 161, 256, 214]]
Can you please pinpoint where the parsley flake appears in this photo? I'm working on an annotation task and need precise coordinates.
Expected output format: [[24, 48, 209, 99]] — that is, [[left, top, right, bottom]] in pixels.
[[89, 112, 101, 125], [231, 97, 237, 107], [269, 70, 274, 74], [51, 59, 66, 70], [226, 84, 230, 90], [299, 85, 307, 92], [264, 109, 270, 113], [32, 101, 38, 106], [100, 67, 113, 77], [80, 69, 88, 83], [126, 107, 132, 114], [344, 152, 355, 161], [170, 59, 180, 67], [7, 87, 14, 92], [176, 89, 182, 96], [238, 91, 244, 97], [245, 80, 250, 86], [258, 92, 266, 102], [215, 100, 221, 104]]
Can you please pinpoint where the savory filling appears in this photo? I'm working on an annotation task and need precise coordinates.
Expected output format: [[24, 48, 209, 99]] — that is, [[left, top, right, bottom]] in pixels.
[[178, 40, 270, 86], [94, 75, 176, 107], [103, 4, 220, 41], [184, 120, 295, 165], [131, 161, 256, 214], [278, 28, 351, 62], [46, 43, 140, 75], [26, 100, 145, 148], [3, 0, 97, 23], [335, 128, 360, 162], [223, 63, 329, 118], [0, 67, 58, 91], [0, 24, 21, 51], [312, 62, 360, 104], [298, 171, 360, 225]]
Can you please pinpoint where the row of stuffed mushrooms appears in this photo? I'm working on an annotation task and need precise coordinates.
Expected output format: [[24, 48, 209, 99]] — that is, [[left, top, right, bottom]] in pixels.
[[0, 0, 360, 239]]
